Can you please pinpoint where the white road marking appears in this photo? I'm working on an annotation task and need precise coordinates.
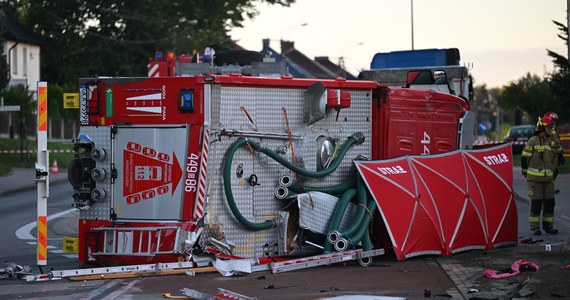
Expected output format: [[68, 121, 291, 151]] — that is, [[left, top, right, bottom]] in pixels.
[[15, 209, 75, 240], [15, 209, 79, 259]]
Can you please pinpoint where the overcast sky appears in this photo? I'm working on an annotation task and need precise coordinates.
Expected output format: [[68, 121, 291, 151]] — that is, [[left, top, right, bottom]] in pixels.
[[230, 0, 567, 88]]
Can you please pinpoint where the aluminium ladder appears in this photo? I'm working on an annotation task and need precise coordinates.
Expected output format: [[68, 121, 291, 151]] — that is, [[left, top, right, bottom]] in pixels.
[[92, 226, 181, 256], [269, 249, 385, 274]]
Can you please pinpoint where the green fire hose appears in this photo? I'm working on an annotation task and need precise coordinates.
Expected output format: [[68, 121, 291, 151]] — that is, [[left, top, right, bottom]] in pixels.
[[223, 133, 364, 231]]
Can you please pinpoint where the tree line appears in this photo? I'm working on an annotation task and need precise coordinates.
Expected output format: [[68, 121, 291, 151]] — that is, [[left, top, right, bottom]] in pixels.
[[0, 0, 295, 123]]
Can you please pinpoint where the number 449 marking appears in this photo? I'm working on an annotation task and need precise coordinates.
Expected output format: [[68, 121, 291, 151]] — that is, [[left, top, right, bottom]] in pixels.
[[421, 131, 430, 155]]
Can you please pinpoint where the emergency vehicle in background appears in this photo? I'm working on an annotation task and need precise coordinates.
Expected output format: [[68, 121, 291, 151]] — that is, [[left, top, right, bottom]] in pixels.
[[147, 49, 288, 78], [359, 48, 473, 102], [67, 49, 475, 267]]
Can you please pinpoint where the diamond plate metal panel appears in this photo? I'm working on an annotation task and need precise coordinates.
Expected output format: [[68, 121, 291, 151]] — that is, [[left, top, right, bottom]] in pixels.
[[297, 192, 356, 235], [202, 85, 372, 258], [79, 126, 112, 220]]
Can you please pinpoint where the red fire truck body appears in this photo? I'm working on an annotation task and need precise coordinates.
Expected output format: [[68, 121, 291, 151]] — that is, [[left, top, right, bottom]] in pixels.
[[69, 74, 472, 266]]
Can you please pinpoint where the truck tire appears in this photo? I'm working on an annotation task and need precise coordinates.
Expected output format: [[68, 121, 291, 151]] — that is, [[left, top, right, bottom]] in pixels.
[[214, 50, 263, 66]]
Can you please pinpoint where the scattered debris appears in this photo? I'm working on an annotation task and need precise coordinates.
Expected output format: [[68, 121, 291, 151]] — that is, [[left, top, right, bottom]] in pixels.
[[180, 288, 256, 300], [0, 262, 33, 279], [162, 293, 191, 299], [483, 260, 539, 279], [520, 237, 543, 244], [550, 292, 565, 298], [514, 289, 535, 298]]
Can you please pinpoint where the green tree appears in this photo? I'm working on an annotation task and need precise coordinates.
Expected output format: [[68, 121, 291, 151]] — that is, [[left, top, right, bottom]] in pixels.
[[2, 0, 295, 85], [47, 83, 77, 120], [0, 84, 34, 137], [546, 20, 570, 123], [500, 73, 557, 123]]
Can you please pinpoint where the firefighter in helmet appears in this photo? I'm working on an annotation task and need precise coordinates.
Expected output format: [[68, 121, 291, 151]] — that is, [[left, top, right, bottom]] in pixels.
[[521, 116, 558, 235], [543, 111, 565, 192]]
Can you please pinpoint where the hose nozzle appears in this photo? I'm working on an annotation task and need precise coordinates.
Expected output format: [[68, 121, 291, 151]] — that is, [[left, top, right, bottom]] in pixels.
[[350, 132, 365, 145]]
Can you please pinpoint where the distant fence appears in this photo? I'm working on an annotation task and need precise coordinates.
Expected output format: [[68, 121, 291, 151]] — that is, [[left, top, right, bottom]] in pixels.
[[0, 149, 73, 154], [0, 113, 77, 141]]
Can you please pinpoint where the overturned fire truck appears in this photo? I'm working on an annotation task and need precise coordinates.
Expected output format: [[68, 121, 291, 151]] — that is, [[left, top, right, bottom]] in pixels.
[[68, 74, 479, 267]]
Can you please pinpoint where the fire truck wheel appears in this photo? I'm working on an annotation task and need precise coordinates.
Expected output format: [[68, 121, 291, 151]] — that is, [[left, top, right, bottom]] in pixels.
[[214, 50, 263, 66]]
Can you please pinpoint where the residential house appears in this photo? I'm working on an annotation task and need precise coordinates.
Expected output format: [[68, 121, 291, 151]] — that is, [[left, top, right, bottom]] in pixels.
[[1, 12, 44, 139], [2, 12, 43, 91], [260, 39, 355, 79]]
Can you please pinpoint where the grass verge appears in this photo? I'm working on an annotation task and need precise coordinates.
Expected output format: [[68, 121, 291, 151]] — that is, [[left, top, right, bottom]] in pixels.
[[0, 137, 74, 176]]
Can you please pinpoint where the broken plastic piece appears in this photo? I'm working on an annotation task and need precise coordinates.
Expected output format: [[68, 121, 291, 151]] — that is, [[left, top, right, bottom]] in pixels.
[[483, 260, 539, 279]]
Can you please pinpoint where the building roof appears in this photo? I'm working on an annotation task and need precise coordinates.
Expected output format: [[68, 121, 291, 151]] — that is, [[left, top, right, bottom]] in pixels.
[[314, 57, 357, 80], [280, 40, 338, 79], [2, 12, 45, 45], [260, 39, 354, 79]]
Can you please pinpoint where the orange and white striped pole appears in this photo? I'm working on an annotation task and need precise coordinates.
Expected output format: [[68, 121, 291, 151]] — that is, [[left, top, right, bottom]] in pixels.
[[36, 82, 49, 266]]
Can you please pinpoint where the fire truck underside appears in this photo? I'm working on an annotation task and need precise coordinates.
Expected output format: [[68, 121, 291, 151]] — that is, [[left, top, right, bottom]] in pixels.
[[70, 77, 378, 266]]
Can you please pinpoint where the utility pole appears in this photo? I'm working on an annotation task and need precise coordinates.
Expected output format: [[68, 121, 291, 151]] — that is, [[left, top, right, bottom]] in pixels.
[[567, 0, 569, 64]]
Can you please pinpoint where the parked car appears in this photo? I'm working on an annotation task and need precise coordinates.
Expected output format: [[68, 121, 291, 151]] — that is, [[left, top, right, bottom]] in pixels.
[[504, 124, 536, 153]]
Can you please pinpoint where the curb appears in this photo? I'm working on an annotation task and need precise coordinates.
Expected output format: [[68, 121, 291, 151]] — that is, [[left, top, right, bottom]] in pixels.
[[0, 177, 69, 197]]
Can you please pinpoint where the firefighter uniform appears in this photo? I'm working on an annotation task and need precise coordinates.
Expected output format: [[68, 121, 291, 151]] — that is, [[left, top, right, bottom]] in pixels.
[[521, 120, 558, 235]]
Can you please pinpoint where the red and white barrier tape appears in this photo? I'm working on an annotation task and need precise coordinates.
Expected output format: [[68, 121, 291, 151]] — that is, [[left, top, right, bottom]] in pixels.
[[473, 140, 526, 146], [0, 149, 73, 154]]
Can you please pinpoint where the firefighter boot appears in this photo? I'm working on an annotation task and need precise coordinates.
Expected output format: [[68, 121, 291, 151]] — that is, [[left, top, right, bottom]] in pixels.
[[529, 199, 542, 235], [543, 198, 557, 234]]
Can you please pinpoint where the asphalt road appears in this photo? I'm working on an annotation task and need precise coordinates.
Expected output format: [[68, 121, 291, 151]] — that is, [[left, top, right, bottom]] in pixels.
[[0, 167, 568, 299], [0, 182, 78, 271]]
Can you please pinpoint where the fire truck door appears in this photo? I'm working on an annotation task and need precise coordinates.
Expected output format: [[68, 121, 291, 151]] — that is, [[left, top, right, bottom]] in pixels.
[[112, 126, 187, 220]]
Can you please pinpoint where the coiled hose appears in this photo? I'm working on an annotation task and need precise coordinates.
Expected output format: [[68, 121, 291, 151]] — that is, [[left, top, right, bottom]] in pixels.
[[247, 132, 364, 177], [223, 133, 364, 231], [223, 138, 274, 231], [337, 175, 368, 238], [336, 196, 377, 250], [322, 188, 357, 253], [326, 174, 377, 252], [288, 176, 357, 195]]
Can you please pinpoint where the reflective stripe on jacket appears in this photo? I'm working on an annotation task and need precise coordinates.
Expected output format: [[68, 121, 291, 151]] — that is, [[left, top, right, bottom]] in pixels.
[[522, 132, 556, 182]]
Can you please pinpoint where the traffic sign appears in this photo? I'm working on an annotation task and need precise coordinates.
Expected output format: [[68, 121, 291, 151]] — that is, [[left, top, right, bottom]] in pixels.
[[0, 105, 20, 112]]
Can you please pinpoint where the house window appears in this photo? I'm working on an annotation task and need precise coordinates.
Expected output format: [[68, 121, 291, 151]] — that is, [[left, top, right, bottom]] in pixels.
[[12, 45, 18, 75], [23, 47, 27, 77]]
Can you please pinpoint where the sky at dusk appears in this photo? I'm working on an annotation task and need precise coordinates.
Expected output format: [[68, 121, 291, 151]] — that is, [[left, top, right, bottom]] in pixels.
[[230, 0, 567, 88]]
